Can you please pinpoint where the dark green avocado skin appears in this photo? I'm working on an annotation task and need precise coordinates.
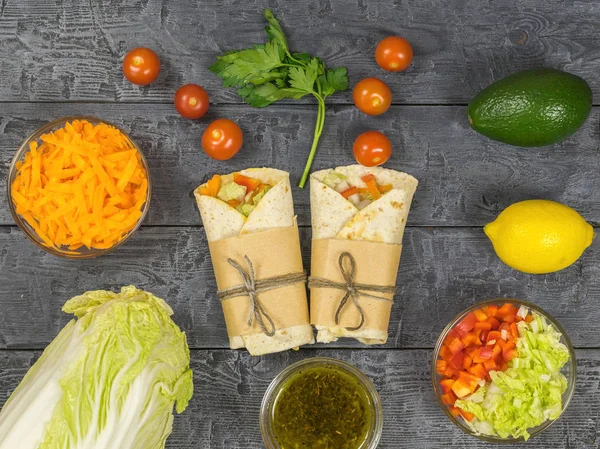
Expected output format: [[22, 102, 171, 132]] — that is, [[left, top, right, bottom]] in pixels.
[[467, 68, 592, 147]]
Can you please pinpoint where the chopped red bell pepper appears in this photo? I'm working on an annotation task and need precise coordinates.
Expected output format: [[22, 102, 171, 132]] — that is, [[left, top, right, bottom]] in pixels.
[[444, 366, 459, 379], [443, 329, 460, 346], [486, 330, 503, 345], [462, 354, 473, 370], [473, 309, 488, 322], [341, 186, 358, 199], [448, 337, 464, 355], [440, 346, 452, 362], [503, 349, 518, 361], [449, 406, 462, 418], [456, 312, 477, 333], [459, 409, 476, 422], [497, 303, 517, 318], [487, 305, 498, 317], [458, 371, 480, 389], [491, 344, 502, 361], [449, 351, 465, 370], [509, 323, 519, 340], [461, 332, 481, 347], [483, 359, 498, 372], [233, 173, 260, 192], [439, 378, 454, 393], [451, 379, 473, 398], [468, 363, 487, 379], [436, 360, 448, 375], [474, 321, 492, 332], [487, 316, 501, 330], [441, 392, 457, 405]]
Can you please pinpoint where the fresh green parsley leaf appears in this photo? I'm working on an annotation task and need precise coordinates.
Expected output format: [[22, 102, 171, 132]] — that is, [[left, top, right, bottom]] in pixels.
[[318, 67, 349, 97], [264, 9, 289, 53], [288, 58, 320, 93], [208, 42, 285, 87], [291, 52, 313, 65], [237, 83, 308, 108]]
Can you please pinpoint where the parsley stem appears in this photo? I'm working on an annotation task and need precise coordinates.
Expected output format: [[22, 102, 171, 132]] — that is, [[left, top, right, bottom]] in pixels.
[[299, 93, 326, 188]]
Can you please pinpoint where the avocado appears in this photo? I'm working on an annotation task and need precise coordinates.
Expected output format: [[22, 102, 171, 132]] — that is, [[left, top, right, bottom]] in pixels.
[[467, 68, 592, 147]]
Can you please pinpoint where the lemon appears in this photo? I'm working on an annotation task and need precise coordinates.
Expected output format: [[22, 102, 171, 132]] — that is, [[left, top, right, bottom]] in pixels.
[[484, 200, 594, 274]]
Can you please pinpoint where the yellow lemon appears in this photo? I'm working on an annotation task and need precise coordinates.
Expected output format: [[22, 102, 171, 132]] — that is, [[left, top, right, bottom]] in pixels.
[[484, 200, 594, 274]]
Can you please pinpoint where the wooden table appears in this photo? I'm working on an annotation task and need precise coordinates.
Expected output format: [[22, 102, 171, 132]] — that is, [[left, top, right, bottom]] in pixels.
[[1, 1, 599, 448]]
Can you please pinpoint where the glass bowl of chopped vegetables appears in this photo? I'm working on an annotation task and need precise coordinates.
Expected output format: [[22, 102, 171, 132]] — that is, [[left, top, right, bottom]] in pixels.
[[432, 299, 576, 442], [7, 116, 151, 258], [260, 357, 383, 449]]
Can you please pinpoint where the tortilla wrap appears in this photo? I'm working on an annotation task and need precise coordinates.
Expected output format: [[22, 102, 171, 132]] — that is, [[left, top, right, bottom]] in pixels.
[[195, 168, 314, 355], [310, 165, 418, 344]]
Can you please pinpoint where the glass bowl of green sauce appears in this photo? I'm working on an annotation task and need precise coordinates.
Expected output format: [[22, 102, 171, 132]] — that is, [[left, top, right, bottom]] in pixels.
[[260, 357, 383, 449]]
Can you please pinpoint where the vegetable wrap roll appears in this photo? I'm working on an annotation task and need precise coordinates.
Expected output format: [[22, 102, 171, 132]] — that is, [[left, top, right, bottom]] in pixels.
[[309, 165, 418, 344], [195, 168, 314, 355]]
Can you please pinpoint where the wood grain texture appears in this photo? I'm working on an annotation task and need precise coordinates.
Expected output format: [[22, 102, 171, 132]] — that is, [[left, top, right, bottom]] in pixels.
[[1, 103, 599, 227], [0, 349, 598, 448], [1, 0, 600, 104], [0, 226, 598, 350]]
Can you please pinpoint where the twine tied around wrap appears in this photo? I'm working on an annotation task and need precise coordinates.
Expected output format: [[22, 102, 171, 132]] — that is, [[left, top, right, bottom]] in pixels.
[[217, 255, 307, 337], [308, 252, 396, 331]]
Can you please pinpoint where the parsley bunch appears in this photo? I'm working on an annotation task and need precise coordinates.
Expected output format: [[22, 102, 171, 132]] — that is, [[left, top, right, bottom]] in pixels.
[[209, 9, 349, 188]]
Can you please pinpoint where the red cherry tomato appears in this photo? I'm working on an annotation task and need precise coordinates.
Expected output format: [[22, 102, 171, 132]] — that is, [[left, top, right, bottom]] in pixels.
[[123, 47, 161, 85], [202, 119, 243, 160], [375, 36, 413, 72], [353, 78, 392, 116], [353, 131, 392, 167], [174, 84, 210, 119]]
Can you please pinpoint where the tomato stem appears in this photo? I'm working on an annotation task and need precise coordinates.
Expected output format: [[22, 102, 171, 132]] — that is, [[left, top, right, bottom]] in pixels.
[[299, 93, 326, 188]]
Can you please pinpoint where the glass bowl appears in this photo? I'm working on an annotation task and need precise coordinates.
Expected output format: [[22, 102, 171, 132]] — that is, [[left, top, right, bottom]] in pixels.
[[7, 116, 151, 258], [432, 298, 576, 442], [261, 357, 383, 449]]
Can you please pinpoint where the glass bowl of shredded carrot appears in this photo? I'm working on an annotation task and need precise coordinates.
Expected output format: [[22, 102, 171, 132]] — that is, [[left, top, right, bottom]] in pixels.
[[7, 117, 151, 258]]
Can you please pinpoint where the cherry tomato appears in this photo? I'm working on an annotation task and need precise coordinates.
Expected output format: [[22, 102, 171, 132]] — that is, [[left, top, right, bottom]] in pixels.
[[174, 84, 210, 119], [375, 36, 413, 72], [202, 119, 243, 160], [123, 47, 161, 85], [353, 131, 392, 167], [353, 78, 392, 116]]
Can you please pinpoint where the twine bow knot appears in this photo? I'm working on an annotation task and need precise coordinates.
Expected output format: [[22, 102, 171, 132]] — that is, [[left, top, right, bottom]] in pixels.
[[308, 252, 396, 331], [217, 255, 307, 337]]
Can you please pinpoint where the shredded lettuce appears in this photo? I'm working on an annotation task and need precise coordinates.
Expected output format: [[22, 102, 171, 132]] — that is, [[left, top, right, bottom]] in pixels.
[[236, 185, 271, 217], [321, 171, 347, 189], [455, 312, 570, 440], [252, 185, 270, 204], [217, 182, 246, 202], [237, 203, 255, 216], [0, 286, 193, 449]]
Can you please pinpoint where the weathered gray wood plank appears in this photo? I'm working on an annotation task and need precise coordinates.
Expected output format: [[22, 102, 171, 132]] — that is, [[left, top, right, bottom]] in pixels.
[[1, 0, 600, 104], [1, 103, 598, 227], [0, 349, 598, 448], [0, 226, 598, 350]]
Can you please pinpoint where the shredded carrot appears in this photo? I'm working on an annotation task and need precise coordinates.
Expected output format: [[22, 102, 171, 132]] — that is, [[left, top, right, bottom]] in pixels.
[[11, 119, 148, 251], [361, 174, 381, 200], [378, 184, 393, 194], [199, 174, 222, 197]]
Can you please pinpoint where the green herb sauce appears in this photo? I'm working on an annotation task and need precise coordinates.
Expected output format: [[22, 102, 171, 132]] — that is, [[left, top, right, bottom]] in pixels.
[[272, 365, 371, 449]]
